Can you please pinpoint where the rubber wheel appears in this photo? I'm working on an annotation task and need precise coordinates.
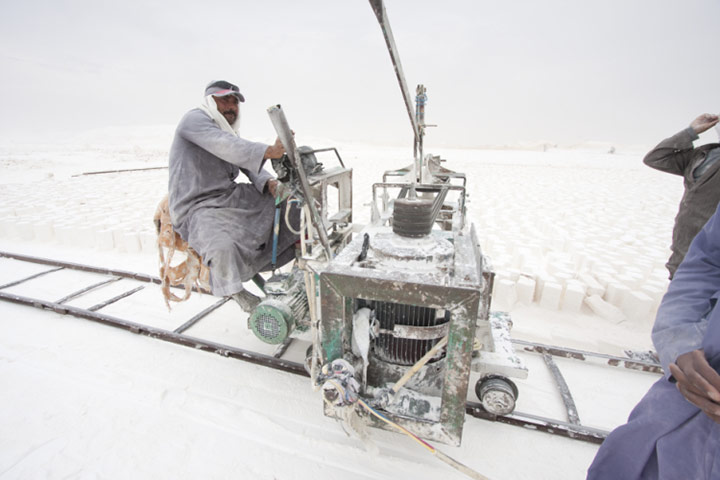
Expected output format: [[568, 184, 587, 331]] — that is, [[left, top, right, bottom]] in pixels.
[[475, 375, 518, 415]]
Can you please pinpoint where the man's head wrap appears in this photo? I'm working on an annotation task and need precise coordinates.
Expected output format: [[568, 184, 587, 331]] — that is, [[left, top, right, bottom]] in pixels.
[[204, 80, 245, 103]]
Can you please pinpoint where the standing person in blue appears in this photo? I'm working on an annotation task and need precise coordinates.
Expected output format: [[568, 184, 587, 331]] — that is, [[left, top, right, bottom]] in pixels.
[[643, 113, 720, 279], [587, 204, 720, 479], [168, 80, 299, 312]]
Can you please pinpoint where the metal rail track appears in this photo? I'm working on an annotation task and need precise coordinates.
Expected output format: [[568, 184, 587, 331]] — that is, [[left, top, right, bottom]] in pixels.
[[0, 250, 661, 445]]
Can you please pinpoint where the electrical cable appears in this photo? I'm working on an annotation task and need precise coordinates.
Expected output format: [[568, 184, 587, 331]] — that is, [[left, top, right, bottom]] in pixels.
[[285, 197, 303, 235], [355, 398, 491, 480]]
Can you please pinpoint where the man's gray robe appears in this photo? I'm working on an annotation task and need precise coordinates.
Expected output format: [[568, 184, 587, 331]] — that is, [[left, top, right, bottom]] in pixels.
[[168, 108, 298, 297]]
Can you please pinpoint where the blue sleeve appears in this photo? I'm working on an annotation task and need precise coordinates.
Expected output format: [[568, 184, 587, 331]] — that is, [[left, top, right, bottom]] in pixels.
[[652, 203, 720, 376]]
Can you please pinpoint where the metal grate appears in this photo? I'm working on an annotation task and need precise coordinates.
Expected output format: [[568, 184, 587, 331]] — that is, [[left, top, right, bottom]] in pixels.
[[256, 313, 281, 340], [364, 300, 448, 365]]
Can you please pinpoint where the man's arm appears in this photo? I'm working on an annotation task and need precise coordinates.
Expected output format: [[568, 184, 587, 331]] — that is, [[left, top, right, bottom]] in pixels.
[[642, 126, 698, 176], [652, 203, 720, 372], [652, 203, 720, 422], [179, 110, 269, 173]]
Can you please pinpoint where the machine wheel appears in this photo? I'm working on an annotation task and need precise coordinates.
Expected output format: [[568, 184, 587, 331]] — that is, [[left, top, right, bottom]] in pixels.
[[392, 198, 434, 237], [475, 375, 518, 415]]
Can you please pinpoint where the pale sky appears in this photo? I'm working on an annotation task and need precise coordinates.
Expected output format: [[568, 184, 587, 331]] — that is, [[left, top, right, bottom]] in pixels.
[[1, 0, 718, 149]]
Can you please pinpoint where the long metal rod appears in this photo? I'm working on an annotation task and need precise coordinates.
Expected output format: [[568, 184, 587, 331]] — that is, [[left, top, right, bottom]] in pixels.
[[0, 251, 161, 284], [543, 353, 581, 425], [88, 286, 145, 312], [273, 337, 294, 359], [0, 286, 607, 443], [0, 290, 308, 376], [267, 105, 333, 259], [174, 297, 230, 334], [465, 403, 607, 444], [0, 266, 65, 290], [55, 277, 123, 304], [72, 166, 167, 177], [1, 250, 660, 373], [512, 338, 662, 374], [0, 251, 202, 292], [368, 0, 420, 145], [0, 253, 658, 444]]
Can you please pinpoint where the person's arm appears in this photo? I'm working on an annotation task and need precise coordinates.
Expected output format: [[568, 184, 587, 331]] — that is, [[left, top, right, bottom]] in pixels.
[[642, 126, 699, 175], [239, 166, 275, 194], [643, 114, 719, 175], [653, 203, 720, 422], [179, 110, 269, 174], [652, 204, 720, 374]]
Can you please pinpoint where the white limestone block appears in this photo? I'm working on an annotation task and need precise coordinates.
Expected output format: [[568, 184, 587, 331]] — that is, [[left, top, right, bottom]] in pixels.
[[32, 222, 54, 243], [15, 221, 35, 241], [78, 226, 96, 249], [140, 231, 157, 254], [492, 278, 517, 311], [539, 281, 562, 310], [516, 276, 536, 305], [54, 223, 72, 245], [95, 229, 115, 251], [604, 281, 630, 308], [561, 282, 586, 312], [112, 228, 127, 252], [584, 294, 626, 324], [578, 272, 605, 296], [621, 291, 654, 321], [123, 232, 141, 253]]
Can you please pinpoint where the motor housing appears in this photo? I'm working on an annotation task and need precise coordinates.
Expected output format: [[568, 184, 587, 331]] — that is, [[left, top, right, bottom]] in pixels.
[[248, 269, 309, 344]]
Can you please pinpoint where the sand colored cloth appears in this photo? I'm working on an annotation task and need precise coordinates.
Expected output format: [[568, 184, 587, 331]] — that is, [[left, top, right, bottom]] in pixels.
[[587, 204, 720, 480], [168, 107, 299, 297], [643, 127, 720, 278]]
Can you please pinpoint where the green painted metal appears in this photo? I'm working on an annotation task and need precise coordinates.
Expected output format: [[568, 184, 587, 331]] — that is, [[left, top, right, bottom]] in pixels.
[[249, 303, 293, 345]]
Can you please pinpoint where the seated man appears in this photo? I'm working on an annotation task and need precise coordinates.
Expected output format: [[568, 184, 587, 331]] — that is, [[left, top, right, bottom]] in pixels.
[[168, 80, 299, 312], [587, 203, 720, 479]]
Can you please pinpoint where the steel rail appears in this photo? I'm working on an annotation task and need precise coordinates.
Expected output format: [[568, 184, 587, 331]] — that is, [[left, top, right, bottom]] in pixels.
[[0, 251, 662, 373], [0, 251, 657, 444], [0, 288, 609, 444], [0, 290, 307, 377]]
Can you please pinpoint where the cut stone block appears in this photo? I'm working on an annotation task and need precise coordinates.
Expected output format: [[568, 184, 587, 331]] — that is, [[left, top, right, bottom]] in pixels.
[[516, 276, 536, 304], [123, 232, 141, 253], [561, 282, 586, 312], [578, 272, 605, 296], [604, 281, 630, 308], [621, 291, 654, 321], [585, 294, 625, 324], [539, 281, 562, 310], [95, 229, 115, 250], [493, 278, 517, 311]]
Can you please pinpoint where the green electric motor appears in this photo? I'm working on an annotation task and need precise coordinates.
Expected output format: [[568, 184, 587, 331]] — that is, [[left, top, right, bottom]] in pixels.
[[249, 299, 296, 344], [248, 269, 309, 345]]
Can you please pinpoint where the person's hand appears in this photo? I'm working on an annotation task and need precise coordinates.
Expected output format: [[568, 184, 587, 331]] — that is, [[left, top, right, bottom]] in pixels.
[[264, 137, 285, 159], [668, 349, 720, 423], [690, 114, 719, 135], [266, 179, 278, 197]]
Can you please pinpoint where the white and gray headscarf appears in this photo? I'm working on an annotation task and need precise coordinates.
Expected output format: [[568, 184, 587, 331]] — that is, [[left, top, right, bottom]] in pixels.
[[198, 80, 245, 135]]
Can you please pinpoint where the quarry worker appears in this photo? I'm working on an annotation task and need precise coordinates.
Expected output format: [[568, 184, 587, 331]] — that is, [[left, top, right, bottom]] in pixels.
[[643, 113, 720, 279], [168, 80, 299, 312], [586, 202, 720, 479]]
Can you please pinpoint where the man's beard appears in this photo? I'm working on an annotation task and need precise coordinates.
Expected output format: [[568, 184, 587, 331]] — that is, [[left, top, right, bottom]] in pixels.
[[222, 111, 237, 125]]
